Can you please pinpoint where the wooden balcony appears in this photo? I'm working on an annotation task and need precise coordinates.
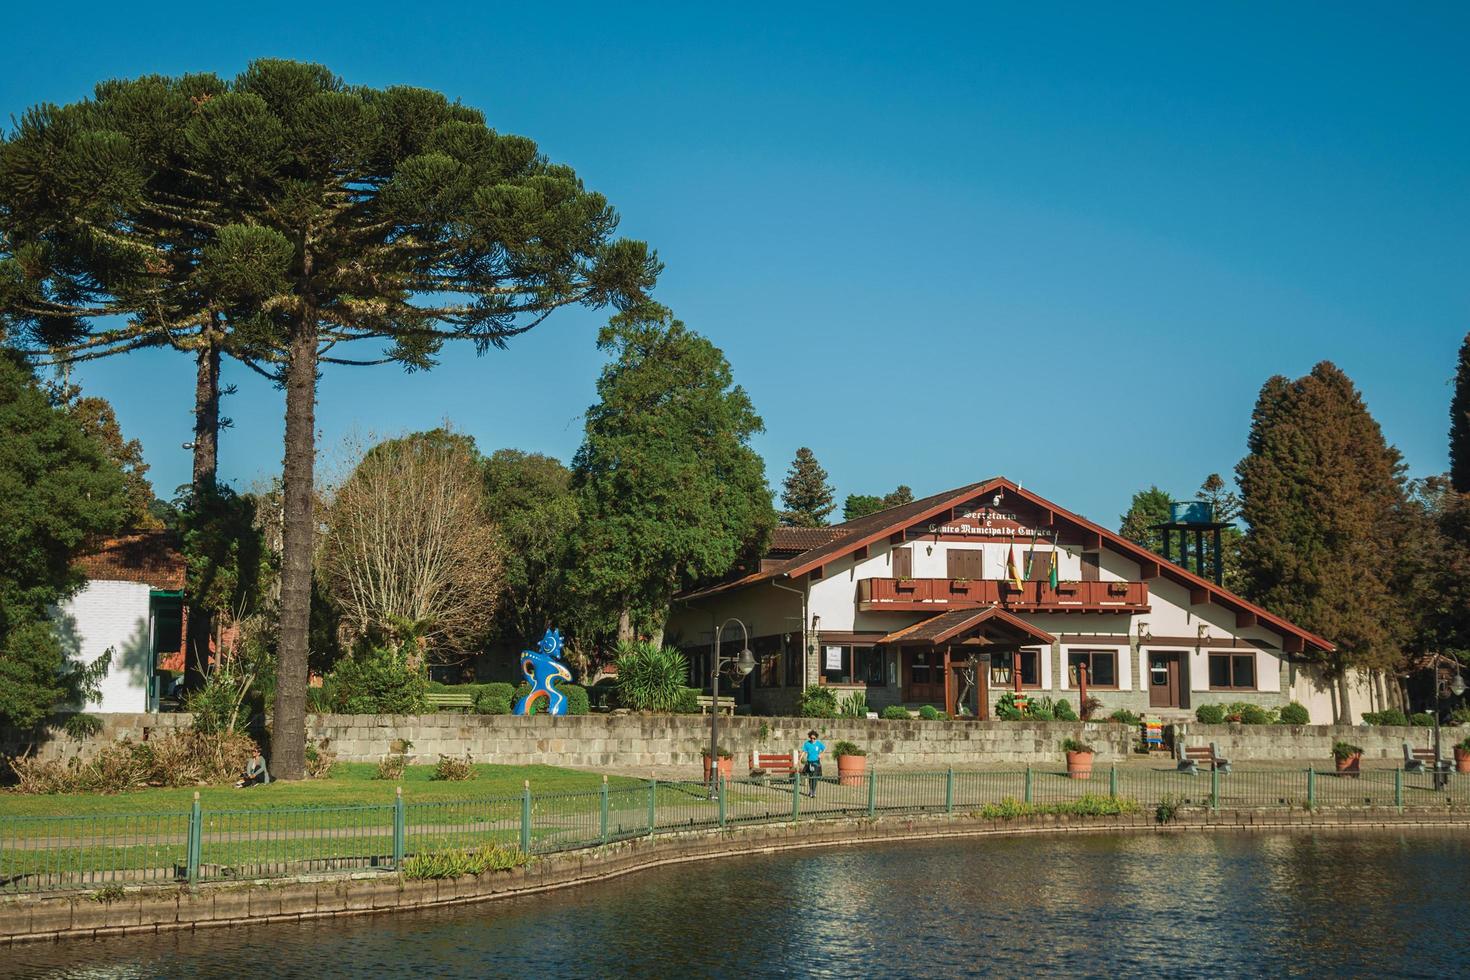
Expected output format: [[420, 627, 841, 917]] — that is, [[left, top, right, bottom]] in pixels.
[[858, 578, 1149, 614]]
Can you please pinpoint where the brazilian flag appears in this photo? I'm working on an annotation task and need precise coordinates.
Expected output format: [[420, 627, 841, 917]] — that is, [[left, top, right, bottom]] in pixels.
[[1048, 549, 1059, 589]]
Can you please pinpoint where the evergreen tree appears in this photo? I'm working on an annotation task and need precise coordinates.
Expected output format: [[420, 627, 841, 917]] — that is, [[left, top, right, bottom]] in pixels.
[[1451, 331, 1470, 493], [1196, 473, 1246, 593], [2, 61, 658, 777], [0, 354, 130, 728], [1236, 362, 1410, 720], [66, 394, 158, 530], [570, 307, 773, 644], [1119, 486, 1171, 553], [779, 447, 835, 527]]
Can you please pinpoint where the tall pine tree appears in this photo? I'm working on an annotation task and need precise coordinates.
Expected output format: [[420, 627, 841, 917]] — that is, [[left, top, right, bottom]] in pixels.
[[1236, 362, 1409, 721], [779, 447, 835, 527], [1118, 486, 1171, 553], [1451, 331, 1470, 493]]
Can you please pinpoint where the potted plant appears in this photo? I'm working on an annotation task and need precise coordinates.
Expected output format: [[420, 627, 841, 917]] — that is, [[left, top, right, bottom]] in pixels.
[[702, 746, 734, 783], [1107, 581, 1130, 596], [833, 741, 868, 786], [1332, 740, 1363, 776], [1456, 736, 1470, 774], [1063, 736, 1095, 780]]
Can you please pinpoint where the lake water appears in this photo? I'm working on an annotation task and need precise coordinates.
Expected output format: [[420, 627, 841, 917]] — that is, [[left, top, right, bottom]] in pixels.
[[12, 829, 1470, 978]]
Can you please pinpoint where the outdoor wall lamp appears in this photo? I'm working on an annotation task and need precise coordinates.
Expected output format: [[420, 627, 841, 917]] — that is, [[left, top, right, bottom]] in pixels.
[[1137, 622, 1151, 643], [1198, 624, 1210, 641]]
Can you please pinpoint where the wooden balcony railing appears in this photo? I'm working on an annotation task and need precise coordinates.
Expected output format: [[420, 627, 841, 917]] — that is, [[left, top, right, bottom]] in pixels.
[[858, 578, 1149, 614]]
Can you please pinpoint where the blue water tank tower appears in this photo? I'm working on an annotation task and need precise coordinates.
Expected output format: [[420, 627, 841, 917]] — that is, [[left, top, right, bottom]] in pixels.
[[1169, 501, 1214, 526]]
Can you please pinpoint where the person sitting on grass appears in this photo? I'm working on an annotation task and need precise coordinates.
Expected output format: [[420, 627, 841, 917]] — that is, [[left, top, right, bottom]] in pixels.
[[235, 751, 270, 788]]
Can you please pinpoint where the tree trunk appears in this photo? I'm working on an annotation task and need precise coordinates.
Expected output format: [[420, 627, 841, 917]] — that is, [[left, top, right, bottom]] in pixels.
[[1336, 667, 1353, 725], [183, 341, 222, 693], [617, 607, 634, 644], [270, 319, 317, 781], [1374, 670, 1388, 713]]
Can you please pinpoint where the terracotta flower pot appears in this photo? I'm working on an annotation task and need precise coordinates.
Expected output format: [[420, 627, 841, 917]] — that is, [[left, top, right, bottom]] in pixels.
[[1066, 750, 1094, 780], [1455, 747, 1470, 774], [703, 756, 733, 783], [837, 754, 867, 787], [1335, 753, 1362, 776]]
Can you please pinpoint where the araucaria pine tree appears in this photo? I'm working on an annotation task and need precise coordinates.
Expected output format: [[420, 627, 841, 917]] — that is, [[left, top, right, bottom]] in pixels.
[[779, 447, 835, 527], [1236, 362, 1410, 721]]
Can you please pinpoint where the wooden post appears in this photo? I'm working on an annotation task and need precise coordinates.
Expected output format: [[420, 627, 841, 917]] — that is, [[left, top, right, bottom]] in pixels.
[[1013, 650, 1022, 694], [1078, 663, 1088, 718], [942, 647, 954, 717]]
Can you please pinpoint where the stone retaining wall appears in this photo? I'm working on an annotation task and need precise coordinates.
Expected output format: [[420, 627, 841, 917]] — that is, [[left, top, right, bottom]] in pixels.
[[1174, 722, 1467, 763], [4, 810, 1467, 947], [1, 713, 196, 764]]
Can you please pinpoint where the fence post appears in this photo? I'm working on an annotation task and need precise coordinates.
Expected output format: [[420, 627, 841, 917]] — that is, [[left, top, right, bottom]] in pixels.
[[600, 775, 610, 845], [1109, 764, 1119, 799], [718, 774, 727, 829], [186, 791, 201, 886], [791, 770, 801, 823], [945, 768, 955, 814], [1024, 766, 1033, 804], [520, 780, 532, 854], [1306, 768, 1316, 810], [1394, 767, 1403, 813], [647, 778, 657, 837], [867, 771, 877, 818], [393, 786, 405, 869], [1210, 766, 1220, 813]]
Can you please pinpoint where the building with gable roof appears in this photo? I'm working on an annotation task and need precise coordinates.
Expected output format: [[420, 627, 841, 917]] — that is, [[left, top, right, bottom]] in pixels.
[[669, 477, 1336, 721]]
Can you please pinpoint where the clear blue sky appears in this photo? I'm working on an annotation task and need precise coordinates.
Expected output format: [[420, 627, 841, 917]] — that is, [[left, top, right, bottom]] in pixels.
[[7, 3, 1467, 525]]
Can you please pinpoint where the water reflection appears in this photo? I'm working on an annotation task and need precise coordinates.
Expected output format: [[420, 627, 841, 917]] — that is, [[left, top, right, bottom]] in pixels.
[[12, 830, 1470, 979]]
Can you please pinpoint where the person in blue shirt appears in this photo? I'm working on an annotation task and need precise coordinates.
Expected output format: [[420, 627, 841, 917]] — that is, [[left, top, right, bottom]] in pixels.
[[801, 730, 826, 797]]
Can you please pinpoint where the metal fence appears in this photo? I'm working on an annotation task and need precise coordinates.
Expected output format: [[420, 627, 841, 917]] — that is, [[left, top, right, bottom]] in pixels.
[[4, 767, 1468, 895]]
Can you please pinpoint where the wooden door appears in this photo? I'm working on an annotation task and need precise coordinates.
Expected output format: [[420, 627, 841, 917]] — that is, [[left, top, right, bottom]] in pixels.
[[892, 547, 913, 579], [945, 548, 982, 579], [904, 650, 945, 705], [948, 655, 988, 720], [1148, 652, 1181, 708], [1080, 552, 1100, 582]]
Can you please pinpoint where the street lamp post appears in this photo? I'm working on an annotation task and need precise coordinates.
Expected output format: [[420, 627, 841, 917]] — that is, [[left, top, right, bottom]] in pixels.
[[709, 618, 755, 798], [1431, 653, 1467, 790]]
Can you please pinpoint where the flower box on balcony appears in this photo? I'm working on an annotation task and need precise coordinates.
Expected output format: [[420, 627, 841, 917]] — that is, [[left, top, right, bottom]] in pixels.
[[949, 579, 973, 593], [895, 578, 918, 592], [1107, 582, 1130, 596], [1001, 580, 1025, 592], [1056, 582, 1079, 594]]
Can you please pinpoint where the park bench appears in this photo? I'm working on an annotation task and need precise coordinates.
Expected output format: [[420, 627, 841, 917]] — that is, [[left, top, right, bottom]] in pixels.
[[695, 694, 736, 715], [1177, 741, 1231, 775], [1402, 742, 1449, 772], [749, 751, 798, 778], [426, 690, 474, 712]]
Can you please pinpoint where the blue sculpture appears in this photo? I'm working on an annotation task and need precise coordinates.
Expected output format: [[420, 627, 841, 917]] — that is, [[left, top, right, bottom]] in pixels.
[[514, 628, 572, 716]]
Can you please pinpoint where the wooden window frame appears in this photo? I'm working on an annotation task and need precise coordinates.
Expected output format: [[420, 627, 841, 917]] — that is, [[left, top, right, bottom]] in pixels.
[[1207, 652, 1257, 691], [1018, 648, 1042, 689], [1067, 649, 1119, 690]]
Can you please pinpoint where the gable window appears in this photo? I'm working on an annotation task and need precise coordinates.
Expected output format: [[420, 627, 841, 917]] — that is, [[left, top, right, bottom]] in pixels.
[[1208, 652, 1256, 690], [1067, 650, 1118, 688]]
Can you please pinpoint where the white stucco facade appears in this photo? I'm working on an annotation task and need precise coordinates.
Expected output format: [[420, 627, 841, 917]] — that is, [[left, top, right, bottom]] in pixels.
[[55, 579, 155, 714]]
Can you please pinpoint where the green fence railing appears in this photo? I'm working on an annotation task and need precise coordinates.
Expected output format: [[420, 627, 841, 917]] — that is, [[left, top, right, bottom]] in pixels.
[[5, 767, 1470, 895]]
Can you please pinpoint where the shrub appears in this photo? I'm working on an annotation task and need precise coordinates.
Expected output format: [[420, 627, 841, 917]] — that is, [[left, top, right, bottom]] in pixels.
[[995, 692, 1026, 720], [328, 643, 428, 714], [564, 684, 590, 716], [918, 704, 942, 721], [839, 691, 869, 718], [1410, 712, 1436, 727], [1278, 701, 1310, 725], [613, 641, 690, 712], [304, 739, 337, 779], [1061, 736, 1094, 754], [1028, 697, 1056, 721], [880, 705, 912, 720], [400, 845, 528, 880], [433, 752, 476, 781], [1109, 709, 1142, 726], [1053, 699, 1078, 722], [832, 740, 865, 757], [1080, 696, 1103, 721], [700, 745, 734, 759], [474, 682, 516, 715], [1332, 740, 1364, 762], [798, 685, 839, 718], [1362, 709, 1409, 726], [1237, 704, 1273, 726], [1451, 703, 1470, 725], [1195, 704, 1226, 725], [6, 731, 258, 794], [673, 687, 701, 714], [977, 795, 1137, 820], [376, 753, 407, 781]]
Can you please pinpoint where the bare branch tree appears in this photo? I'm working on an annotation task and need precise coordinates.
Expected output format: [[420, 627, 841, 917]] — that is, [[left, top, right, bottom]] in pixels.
[[319, 432, 503, 665]]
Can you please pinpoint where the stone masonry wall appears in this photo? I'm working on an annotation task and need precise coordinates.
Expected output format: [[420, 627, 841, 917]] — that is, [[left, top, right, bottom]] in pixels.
[[1176, 722, 1466, 763]]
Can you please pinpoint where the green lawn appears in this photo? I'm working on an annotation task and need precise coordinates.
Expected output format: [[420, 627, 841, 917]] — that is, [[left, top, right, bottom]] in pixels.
[[0, 763, 645, 819]]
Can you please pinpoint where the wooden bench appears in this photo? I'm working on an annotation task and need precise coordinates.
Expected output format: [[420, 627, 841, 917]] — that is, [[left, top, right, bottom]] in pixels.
[[426, 691, 474, 711], [1403, 742, 1448, 772], [695, 694, 735, 715], [1177, 741, 1230, 774], [750, 751, 798, 778]]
